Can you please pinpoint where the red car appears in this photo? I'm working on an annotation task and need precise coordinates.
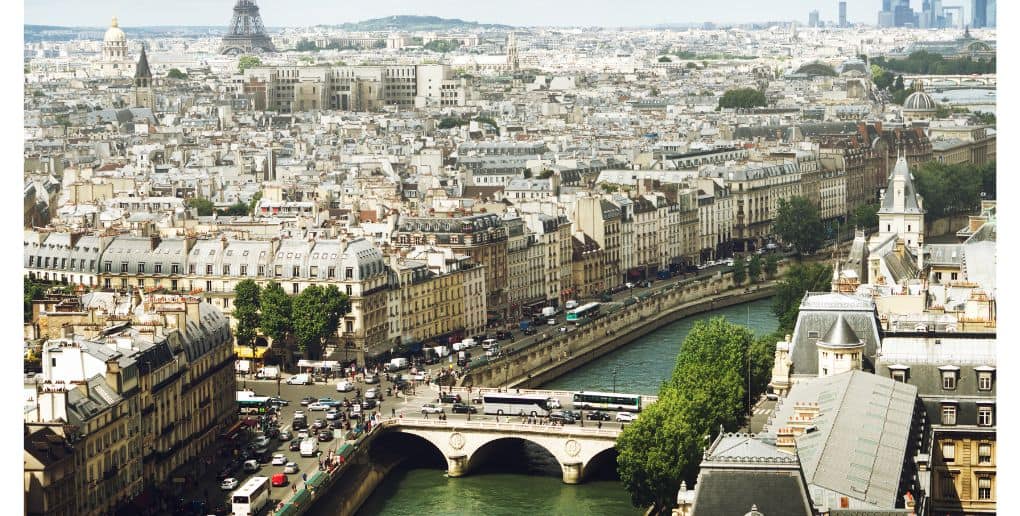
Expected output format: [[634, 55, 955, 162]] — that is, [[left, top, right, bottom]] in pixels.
[[271, 473, 287, 487]]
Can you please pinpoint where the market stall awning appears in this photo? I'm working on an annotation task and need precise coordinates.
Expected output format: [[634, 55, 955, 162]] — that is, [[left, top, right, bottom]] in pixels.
[[234, 346, 269, 359]]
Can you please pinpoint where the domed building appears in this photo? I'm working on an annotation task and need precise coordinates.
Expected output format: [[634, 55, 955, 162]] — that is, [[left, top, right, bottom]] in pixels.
[[902, 86, 938, 121], [98, 16, 133, 77]]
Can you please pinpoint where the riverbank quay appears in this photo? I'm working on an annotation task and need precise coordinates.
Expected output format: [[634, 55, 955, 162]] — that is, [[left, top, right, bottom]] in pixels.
[[458, 266, 786, 390]]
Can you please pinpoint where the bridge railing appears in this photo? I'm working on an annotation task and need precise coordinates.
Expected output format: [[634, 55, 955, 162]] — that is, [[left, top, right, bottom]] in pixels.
[[430, 384, 659, 406], [378, 416, 622, 438]]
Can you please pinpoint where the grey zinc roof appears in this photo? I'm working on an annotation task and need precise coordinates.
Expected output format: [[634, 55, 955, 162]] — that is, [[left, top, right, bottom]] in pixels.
[[789, 294, 881, 376], [820, 314, 863, 348], [691, 469, 814, 516], [878, 157, 923, 214], [765, 371, 918, 509], [876, 336, 996, 399], [924, 244, 963, 267]]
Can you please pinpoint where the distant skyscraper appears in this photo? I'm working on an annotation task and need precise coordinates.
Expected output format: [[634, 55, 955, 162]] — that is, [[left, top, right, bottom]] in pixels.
[[987, 0, 996, 27], [931, 0, 944, 27], [809, 9, 820, 27], [839, 1, 848, 27], [883, 0, 892, 11], [972, 0, 987, 27]]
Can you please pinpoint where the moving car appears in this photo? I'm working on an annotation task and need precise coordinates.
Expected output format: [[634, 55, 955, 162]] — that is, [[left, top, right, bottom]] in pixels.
[[364, 374, 380, 384], [242, 459, 259, 473], [361, 398, 377, 410], [287, 373, 311, 385], [271, 473, 287, 487], [278, 429, 292, 441], [586, 411, 611, 421], [220, 478, 239, 491], [616, 412, 637, 423], [288, 438, 302, 452], [271, 454, 286, 466], [312, 419, 326, 430], [325, 409, 340, 421], [549, 411, 576, 424], [336, 380, 355, 392], [317, 430, 333, 442], [268, 397, 289, 406], [300, 396, 316, 406], [451, 402, 477, 414], [438, 393, 461, 404], [421, 403, 444, 414], [307, 402, 329, 411], [365, 388, 379, 400], [284, 462, 299, 474]]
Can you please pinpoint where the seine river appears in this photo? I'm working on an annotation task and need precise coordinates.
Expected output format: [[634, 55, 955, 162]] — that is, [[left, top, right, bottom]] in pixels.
[[354, 298, 779, 516]]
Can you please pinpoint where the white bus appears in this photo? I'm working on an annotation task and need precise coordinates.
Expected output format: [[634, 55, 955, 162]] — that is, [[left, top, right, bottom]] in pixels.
[[572, 391, 642, 412], [231, 476, 270, 516], [483, 393, 555, 417]]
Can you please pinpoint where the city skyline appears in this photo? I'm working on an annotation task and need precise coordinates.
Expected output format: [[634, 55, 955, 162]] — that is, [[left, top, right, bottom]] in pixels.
[[24, 0, 978, 29]]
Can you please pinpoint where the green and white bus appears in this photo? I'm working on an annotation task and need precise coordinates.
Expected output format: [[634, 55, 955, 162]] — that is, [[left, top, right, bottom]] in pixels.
[[565, 302, 601, 324], [572, 391, 642, 412]]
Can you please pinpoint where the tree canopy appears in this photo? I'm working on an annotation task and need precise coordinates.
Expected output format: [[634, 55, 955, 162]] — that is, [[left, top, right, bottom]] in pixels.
[[233, 279, 261, 348], [424, 39, 461, 52], [166, 68, 187, 80], [747, 254, 762, 284], [772, 262, 833, 334], [774, 196, 825, 255], [259, 282, 292, 345], [913, 161, 994, 220], [238, 55, 262, 73], [618, 318, 775, 512], [872, 51, 995, 75], [763, 253, 779, 280], [186, 197, 215, 216], [717, 88, 767, 109], [731, 256, 746, 285], [849, 203, 879, 230], [292, 284, 350, 359], [24, 278, 47, 323]]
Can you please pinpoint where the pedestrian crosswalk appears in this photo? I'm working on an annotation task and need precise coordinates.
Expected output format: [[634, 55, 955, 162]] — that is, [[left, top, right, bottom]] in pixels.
[[753, 407, 771, 415]]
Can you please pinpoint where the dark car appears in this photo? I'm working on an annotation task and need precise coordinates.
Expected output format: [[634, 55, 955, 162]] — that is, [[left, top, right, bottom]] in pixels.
[[361, 398, 378, 410], [312, 419, 326, 430], [495, 331, 512, 341], [438, 393, 462, 404], [331, 419, 345, 430], [522, 327, 537, 336], [549, 411, 576, 424], [216, 466, 233, 480], [300, 396, 316, 406], [317, 430, 333, 442], [451, 403, 477, 414], [586, 411, 611, 421], [268, 397, 289, 406]]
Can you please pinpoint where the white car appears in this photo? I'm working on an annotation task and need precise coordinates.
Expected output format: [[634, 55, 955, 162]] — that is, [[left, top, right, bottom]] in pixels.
[[421, 403, 444, 414], [271, 453, 287, 466], [284, 462, 299, 474], [297, 429, 310, 439], [413, 371, 426, 381], [220, 477, 239, 491], [336, 380, 355, 392], [293, 410, 305, 419], [616, 412, 637, 423], [307, 402, 329, 411], [325, 409, 340, 421], [625, 282, 635, 289]]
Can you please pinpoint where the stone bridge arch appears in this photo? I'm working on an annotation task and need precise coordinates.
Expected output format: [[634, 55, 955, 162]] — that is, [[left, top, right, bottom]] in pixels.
[[378, 421, 619, 484]]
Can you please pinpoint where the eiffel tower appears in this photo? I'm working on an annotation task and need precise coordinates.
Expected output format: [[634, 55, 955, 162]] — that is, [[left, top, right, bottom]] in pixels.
[[219, 0, 276, 55]]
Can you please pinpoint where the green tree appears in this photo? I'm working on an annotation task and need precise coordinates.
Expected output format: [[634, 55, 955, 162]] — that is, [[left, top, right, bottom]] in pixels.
[[763, 253, 779, 280], [187, 197, 215, 216], [893, 74, 905, 91], [218, 202, 250, 217], [291, 284, 350, 359], [747, 254, 762, 284], [166, 68, 187, 80], [437, 117, 466, 129], [774, 196, 825, 255], [772, 263, 833, 333], [238, 55, 262, 74], [657, 56, 672, 63], [972, 111, 995, 125], [980, 161, 996, 199], [913, 161, 984, 221], [424, 39, 461, 52], [24, 278, 47, 323], [295, 39, 317, 52], [717, 88, 768, 109], [850, 203, 879, 230], [731, 256, 746, 285], [248, 191, 263, 215], [259, 281, 292, 346], [233, 280, 261, 351]]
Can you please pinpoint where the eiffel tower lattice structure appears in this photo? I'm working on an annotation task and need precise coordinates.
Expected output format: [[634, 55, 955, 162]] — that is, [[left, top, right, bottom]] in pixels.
[[220, 0, 276, 55]]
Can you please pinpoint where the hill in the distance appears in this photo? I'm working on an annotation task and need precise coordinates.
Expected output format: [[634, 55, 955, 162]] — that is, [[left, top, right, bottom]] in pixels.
[[327, 15, 512, 31]]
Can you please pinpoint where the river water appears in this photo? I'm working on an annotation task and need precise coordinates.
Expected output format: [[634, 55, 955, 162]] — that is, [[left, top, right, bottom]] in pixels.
[[354, 299, 779, 516]]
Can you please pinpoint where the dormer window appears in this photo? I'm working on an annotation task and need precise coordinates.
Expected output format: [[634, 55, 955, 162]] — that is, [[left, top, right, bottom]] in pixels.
[[978, 369, 994, 391], [939, 366, 960, 390]]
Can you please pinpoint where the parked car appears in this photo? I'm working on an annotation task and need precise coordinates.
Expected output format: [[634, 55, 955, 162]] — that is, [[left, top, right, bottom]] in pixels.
[[216, 466, 234, 480], [586, 411, 611, 421], [271, 473, 287, 487], [271, 453, 287, 466], [317, 430, 333, 442], [220, 478, 239, 491], [284, 462, 299, 474], [451, 403, 477, 414], [616, 412, 637, 423], [242, 459, 259, 473], [421, 403, 444, 414], [288, 438, 302, 452]]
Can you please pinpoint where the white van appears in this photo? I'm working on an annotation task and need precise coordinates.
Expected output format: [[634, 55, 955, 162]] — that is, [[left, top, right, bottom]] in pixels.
[[299, 438, 319, 457], [482, 338, 497, 350], [336, 380, 354, 392], [286, 373, 311, 385], [460, 338, 476, 349], [565, 300, 579, 310], [485, 344, 500, 357]]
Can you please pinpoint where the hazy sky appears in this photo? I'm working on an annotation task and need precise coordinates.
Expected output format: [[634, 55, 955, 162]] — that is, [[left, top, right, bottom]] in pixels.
[[24, 0, 954, 28]]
